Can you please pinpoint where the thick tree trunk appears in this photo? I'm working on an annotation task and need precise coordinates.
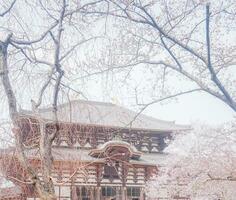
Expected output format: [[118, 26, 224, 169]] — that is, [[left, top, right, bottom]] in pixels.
[[0, 36, 56, 200], [39, 122, 56, 197]]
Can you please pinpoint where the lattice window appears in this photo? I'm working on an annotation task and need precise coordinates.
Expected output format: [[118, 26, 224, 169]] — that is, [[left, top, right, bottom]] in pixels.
[[76, 186, 90, 200], [102, 186, 116, 197], [127, 187, 141, 199]]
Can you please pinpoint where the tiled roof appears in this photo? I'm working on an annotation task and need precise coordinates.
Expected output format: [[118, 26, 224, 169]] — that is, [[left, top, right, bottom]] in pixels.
[[1, 146, 170, 166], [20, 100, 190, 132], [9, 147, 169, 166]]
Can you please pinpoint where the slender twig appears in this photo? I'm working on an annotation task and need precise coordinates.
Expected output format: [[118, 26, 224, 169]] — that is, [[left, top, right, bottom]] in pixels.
[[130, 88, 202, 128]]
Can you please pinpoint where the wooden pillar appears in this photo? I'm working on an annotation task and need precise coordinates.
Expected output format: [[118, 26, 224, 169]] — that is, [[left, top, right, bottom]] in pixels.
[[140, 188, 144, 200], [96, 163, 103, 200], [121, 186, 126, 200], [90, 186, 95, 200], [96, 187, 101, 200], [121, 163, 129, 200], [71, 185, 77, 200], [71, 168, 77, 200], [90, 186, 93, 200]]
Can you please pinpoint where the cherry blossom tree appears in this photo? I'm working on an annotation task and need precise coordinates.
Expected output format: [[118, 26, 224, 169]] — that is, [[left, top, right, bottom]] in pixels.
[[83, 0, 236, 113], [146, 122, 236, 200]]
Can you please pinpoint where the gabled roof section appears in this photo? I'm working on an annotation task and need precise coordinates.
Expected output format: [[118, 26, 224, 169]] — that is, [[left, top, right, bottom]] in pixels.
[[89, 139, 142, 159], [20, 100, 190, 132]]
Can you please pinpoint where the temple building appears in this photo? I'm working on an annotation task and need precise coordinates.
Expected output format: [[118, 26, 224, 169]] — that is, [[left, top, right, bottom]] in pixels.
[[0, 100, 189, 200]]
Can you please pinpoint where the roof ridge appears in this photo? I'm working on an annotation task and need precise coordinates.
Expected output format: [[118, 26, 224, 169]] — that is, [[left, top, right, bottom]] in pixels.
[[37, 99, 115, 112]]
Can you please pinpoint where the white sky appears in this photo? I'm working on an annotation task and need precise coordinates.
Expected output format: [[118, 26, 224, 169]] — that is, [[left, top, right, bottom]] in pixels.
[[142, 92, 235, 126], [82, 77, 235, 126]]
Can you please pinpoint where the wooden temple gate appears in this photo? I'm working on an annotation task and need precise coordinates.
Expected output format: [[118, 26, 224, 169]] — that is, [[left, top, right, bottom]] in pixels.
[[0, 100, 189, 200]]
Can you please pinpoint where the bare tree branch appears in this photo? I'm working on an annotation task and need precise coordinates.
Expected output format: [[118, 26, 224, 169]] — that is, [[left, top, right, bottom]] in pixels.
[[0, 0, 16, 17], [34, 70, 54, 109], [205, 4, 236, 110]]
